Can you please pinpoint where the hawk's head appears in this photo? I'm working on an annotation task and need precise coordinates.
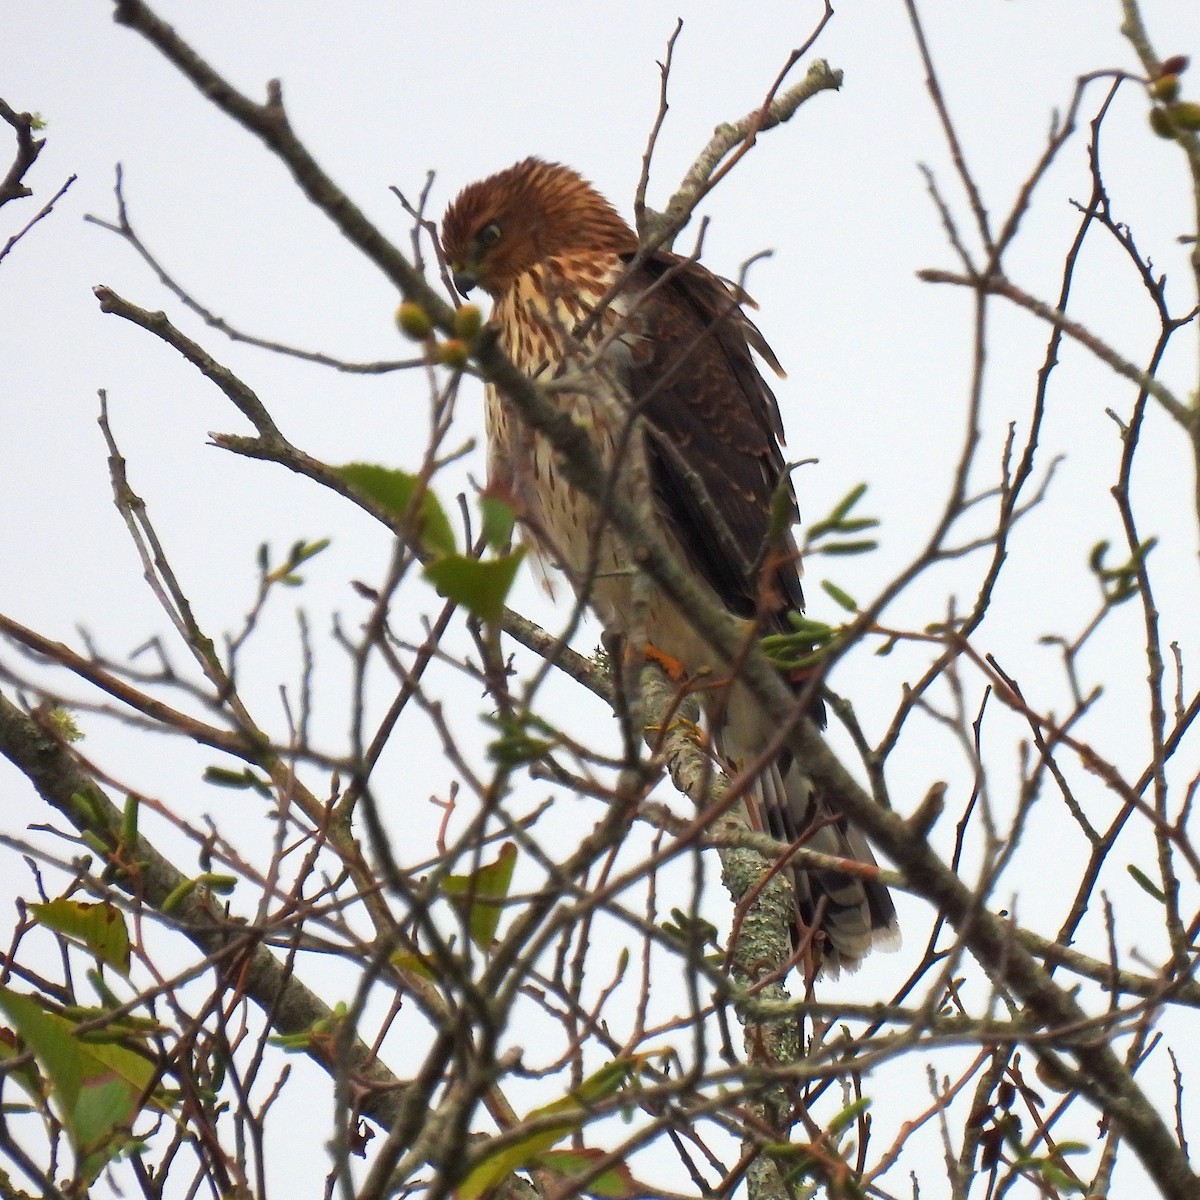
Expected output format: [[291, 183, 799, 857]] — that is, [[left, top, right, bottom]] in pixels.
[[441, 158, 636, 298]]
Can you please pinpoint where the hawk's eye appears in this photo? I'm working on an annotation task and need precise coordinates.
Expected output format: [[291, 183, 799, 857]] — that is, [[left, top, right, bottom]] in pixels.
[[478, 222, 502, 249]]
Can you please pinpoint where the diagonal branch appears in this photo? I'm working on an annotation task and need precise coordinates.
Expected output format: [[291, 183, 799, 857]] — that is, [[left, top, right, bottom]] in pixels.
[[918, 268, 1193, 429], [0, 691, 412, 1130]]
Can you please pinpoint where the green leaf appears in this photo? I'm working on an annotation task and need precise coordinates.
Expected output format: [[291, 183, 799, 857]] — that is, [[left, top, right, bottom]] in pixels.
[[269, 1002, 346, 1053], [821, 580, 858, 613], [1088, 537, 1156, 606], [69, 789, 103, 828], [479, 494, 516, 551], [0, 989, 155, 1183], [339, 463, 456, 557], [0, 989, 80, 1113], [760, 612, 837, 670], [202, 765, 272, 797], [197, 873, 237, 895], [660, 909, 720, 952], [536, 1148, 639, 1198], [1039, 1164, 1085, 1193], [425, 550, 524, 623], [120, 795, 139, 847], [546, 1056, 643, 1111], [818, 539, 879, 556], [441, 843, 518, 949], [806, 483, 872, 541], [28, 900, 130, 976], [456, 1057, 647, 1200], [786, 612, 837, 639], [265, 537, 331, 586], [290, 536, 331, 565], [827, 1095, 871, 1135], [0, 1025, 44, 1102], [457, 1125, 572, 1200], [483, 711, 557, 767], [1128, 864, 1166, 902], [828, 482, 868, 524], [390, 951, 436, 980]]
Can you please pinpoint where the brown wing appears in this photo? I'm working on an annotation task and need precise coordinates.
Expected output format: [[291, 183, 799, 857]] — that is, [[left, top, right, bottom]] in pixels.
[[619, 252, 805, 628]]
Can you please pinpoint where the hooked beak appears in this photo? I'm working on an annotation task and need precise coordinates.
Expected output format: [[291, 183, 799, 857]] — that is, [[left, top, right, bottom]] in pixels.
[[452, 267, 478, 296]]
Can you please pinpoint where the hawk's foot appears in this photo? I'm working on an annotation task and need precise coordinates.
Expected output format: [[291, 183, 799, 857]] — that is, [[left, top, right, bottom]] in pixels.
[[640, 642, 688, 681]]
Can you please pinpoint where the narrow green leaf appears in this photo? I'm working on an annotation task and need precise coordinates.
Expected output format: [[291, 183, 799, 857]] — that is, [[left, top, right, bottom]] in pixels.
[[265, 537, 332, 586], [425, 550, 524, 623], [196, 873, 237, 896], [827, 1095, 871, 1135], [202, 766, 257, 789], [821, 580, 858, 612], [819, 539, 879, 556], [785, 612, 836, 639], [339, 463, 456, 557], [806, 483, 870, 540], [829, 516, 880, 533], [28, 900, 130, 976], [660, 909, 720, 951], [1127, 864, 1166, 902], [269, 1002, 346, 1052], [829, 482, 868, 523], [69, 790, 102, 828], [86, 970, 123, 1013], [120, 795, 138, 847], [159, 878, 198, 915], [202, 766, 272, 797], [296, 536, 331, 563]]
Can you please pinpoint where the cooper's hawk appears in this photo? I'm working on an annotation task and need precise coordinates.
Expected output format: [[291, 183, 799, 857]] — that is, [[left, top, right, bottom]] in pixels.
[[442, 158, 897, 974]]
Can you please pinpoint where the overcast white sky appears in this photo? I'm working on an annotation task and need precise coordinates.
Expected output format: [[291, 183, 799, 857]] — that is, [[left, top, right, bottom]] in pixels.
[[3, 1, 1199, 1194]]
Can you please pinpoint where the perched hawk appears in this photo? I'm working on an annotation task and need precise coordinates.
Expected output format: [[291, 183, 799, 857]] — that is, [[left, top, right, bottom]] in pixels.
[[442, 158, 897, 974]]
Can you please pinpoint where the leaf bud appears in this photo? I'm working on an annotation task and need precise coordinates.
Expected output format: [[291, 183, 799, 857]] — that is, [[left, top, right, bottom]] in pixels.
[[437, 338, 470, 368], [1149, 74, 1181, 102], [1156, 55, 1190, 79], [1148, 106, 1176, 138], [1167, 100, 1200, 130], [453, 303, 483, 339], [395, 301, 433, 339]]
